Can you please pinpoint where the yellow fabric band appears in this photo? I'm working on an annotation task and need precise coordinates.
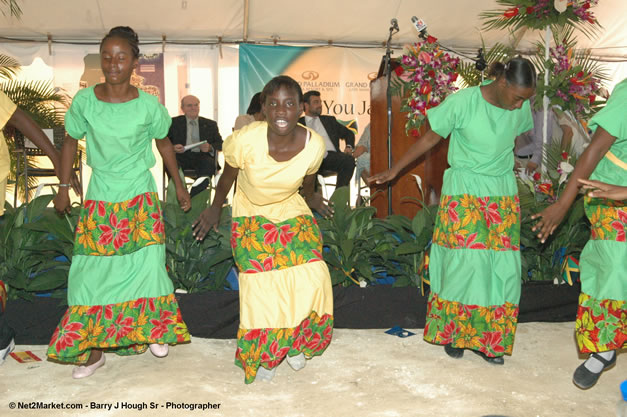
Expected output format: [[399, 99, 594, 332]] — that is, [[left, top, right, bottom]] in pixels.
[[605, 151, 627, 170]]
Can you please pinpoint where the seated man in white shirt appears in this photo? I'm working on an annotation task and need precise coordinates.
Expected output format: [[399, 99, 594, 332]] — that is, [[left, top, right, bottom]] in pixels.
[[298, 90, 355, 188]]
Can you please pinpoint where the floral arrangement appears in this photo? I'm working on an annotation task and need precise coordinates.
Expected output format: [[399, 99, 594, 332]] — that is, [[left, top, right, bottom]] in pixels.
[[531, 27, 608, 120], [393, 36, 460, 136], [517, 136, 579, 205], [536, 44, 602, 119], [481, 0, 600, 33]]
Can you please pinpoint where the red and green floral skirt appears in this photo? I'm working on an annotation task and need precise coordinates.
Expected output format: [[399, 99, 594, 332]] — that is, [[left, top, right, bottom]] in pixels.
[[236, 312, 333, 384], [575, 293, 626, 353], [575, 197, 626, 353], [47, 294, 190, 364], [47, 192, 189, 364], [232, 214, 334, 383], [424, 292, 519, 357], [424, 192, 522, 357]]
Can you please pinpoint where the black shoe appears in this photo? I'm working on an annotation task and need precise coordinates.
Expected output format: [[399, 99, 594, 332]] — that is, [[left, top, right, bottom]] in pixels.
[[573, 352, 616, 390], [472, 349, 504, 365], [444, 343, 464, 359]]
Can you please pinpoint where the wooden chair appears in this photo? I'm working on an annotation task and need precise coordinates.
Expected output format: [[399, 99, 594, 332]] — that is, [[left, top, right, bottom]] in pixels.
[[12, 127, 83, 205]]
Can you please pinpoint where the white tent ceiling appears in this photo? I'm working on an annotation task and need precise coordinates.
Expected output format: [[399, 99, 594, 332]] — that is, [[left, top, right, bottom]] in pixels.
[[0, 0, 626, 61]]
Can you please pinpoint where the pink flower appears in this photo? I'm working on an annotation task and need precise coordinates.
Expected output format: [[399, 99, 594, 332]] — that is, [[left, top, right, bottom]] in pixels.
[[418, 51, 431, 64]]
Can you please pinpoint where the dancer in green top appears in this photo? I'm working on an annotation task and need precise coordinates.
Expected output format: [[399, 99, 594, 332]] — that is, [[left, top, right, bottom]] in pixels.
[[532, 78, 626, 389], [370, 58, 535, 364], [48, 26, 191, 379]]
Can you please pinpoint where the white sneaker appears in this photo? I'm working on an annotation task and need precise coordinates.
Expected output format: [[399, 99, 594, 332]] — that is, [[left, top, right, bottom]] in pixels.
[[255, 366, 276, 382], [0, 338, 15, 365], [286, 353, 306, 371], [149, 343, 169, 358]]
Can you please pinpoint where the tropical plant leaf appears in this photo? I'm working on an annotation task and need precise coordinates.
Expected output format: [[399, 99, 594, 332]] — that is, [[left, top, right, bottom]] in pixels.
[[457, 41, 515, 88]]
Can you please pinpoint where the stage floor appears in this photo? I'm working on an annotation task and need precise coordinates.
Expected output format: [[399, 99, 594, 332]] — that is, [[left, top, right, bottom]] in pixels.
[[1, 323, 624, 417]]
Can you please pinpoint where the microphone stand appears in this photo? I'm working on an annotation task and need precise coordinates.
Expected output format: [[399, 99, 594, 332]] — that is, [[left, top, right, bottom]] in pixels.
[[384, 23, 399, 216]]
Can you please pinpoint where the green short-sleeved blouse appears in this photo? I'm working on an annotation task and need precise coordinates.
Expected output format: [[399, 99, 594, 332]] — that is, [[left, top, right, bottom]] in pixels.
[[65, 86, 172, 202]]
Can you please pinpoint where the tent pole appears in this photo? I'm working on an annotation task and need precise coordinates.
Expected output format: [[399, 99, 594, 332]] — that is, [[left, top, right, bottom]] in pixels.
[[243, 0, 249, 42]]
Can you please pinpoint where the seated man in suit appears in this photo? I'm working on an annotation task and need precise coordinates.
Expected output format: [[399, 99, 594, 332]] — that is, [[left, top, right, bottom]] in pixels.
[[168, 95, 223, 197], [299, 90, 355, 188]]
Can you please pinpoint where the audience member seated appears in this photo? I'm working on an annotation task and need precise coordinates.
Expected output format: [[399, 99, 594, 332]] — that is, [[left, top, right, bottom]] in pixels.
[[234, 92, 264, 131], [168, 95, 223, 197], [298, 90, 355, 188]]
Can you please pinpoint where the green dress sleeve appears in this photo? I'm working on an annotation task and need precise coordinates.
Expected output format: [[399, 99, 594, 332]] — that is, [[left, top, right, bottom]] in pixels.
[[65, 88, 89, 140], [426, 89, 466, 139], [588, 78, 627, 139], [150, 99, 173, 140]]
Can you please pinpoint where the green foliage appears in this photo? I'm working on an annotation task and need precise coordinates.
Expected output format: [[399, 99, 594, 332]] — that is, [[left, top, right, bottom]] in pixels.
[[317, 187, 383, 286], [372, 205, 436, 288], [457, 42, 515, 88], [163, 176, 235, 293], [517, 141, 589, 281], [480, 0, 600, 39], [0, 195, 75, 300], [1, 54, 70, 201]]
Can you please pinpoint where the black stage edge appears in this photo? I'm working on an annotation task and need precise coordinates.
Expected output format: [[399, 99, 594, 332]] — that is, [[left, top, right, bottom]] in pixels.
[[6, 282, 581, 344]]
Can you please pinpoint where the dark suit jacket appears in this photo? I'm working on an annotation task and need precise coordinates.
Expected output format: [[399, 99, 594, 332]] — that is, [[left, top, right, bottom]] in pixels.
[[298, 115, 355, 151], [168, 115, 223, 152]]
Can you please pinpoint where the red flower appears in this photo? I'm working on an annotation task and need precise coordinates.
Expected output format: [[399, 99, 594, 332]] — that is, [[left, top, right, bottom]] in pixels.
[[150, 310, 175, 340], [305, 332, 322, 351], [262, 223, 295, 246], [611, 221, 625, 242], [261, 340, 290, 368], [106, 311, 135, 342], [503, 7, 519, 18], [310, 248, 323, 261], [428, 70, 436, 78], [85, 200, 106, 218], [583, 3, 590, 9], [537, 183, 553, 196], [52, 313, 83, 353], [150, 209, 164, 235], [420, 82, 432, 95], [618, 209, 627, 224], [104, 305, 113, 320], [456, 232, 487, 249], [244, 329, 268, 346], [438, 319, 458, 345], [128, 194, 144, 209], [588, 94, 596, 105], [303, 326, 313, 339], [561, 152, 569, 160], [87, 305, 103, 322], [426, 35, 437, 44], [570, 77, 585, 86], [577, 71, 584, 78], [231, 221, 241, 249], [323, 325, 333, 343], [98, 212, 131, 250], [525, 6, 534, 14], [410, 128, 420, 137], [478, 331, 505, 355], [447, 200, 459, 223], [533, 172, 541, 181], [478, 197, 503, 228], [245, 258, 274, 273], [394, 65, 404, 76], [449, 73, 458, 82]]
